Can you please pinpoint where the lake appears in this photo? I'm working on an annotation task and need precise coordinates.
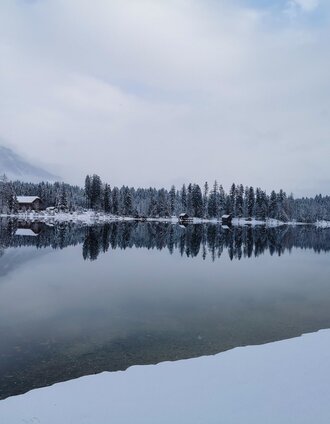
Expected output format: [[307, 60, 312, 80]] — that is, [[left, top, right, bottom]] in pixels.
[[1, 219, 330, 400]]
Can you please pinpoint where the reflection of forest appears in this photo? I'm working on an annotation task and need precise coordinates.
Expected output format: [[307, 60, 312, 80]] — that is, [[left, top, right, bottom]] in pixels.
[[1, 219, 330, 261]]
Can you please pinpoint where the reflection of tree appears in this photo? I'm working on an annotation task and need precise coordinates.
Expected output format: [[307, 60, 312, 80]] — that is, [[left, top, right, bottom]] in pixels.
[[83, 227, 101, 261], [0, 219, 87, 251], [1, 219, 330, 262], [81, 223, 330, 262]]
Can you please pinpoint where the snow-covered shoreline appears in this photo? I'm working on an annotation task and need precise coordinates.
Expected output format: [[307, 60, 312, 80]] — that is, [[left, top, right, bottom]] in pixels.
[[1, 329, 330, 423], [1, 210, 329, 228]]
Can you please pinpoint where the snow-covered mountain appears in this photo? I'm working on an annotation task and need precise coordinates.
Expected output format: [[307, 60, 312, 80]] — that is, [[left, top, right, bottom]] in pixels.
[[0, 146, 59, 182]]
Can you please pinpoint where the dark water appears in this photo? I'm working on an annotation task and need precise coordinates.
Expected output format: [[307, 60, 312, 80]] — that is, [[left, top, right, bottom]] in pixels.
[[1, 219, 330, 400]]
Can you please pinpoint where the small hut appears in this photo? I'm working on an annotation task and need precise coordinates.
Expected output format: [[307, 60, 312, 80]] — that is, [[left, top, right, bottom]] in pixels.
[[178, 213, 192, 223], [17, 196, 43, 211], [221, 214, 232, 225]]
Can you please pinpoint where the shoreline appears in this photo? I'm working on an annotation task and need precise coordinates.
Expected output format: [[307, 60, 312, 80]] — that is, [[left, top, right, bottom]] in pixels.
[[1, 329, 330, 423], [1, 211, 329, 228]]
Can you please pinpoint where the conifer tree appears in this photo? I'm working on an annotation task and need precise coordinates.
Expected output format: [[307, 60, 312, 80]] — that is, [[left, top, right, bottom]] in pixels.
[[192, 184, 203, 218], [169, 185, 176, 216], [84, 175, 92, 208], [123, 186, 133, 216], [104, 184, 111, 213], [269, 190, 277, 219], [203, 181, 209, 218], [111, 187, 119, 215], [229, 183, 236, 215], [208, 181, 218, 218], [187, 183, 193, 215], [181, 184, 187, 212], [236, 184, 244, 217], [247, 186, 255, 218]]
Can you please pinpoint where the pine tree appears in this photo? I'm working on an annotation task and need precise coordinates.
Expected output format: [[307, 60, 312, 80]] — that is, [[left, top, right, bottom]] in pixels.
[[236, 184, 244, 217], [269, 190, 277, 219], [255, 188, 268, 220], [208, 181, 218, 218], [218, 184, 225, 217], [169, 185, 176, 216], [203, 181, 209, 218], [229, 183, 236, 215], [60, 183, 68, 209], [148, 190, 158, 217], [90, 174, 102, 210], [181, 184, 187, 212], [276, 190, 289, 222], [104, 184, 111, 213], [84, 175, 92, 208], [111, 187, 119, 215], [247, 186, 255, 218], [157, 188, 169, 217], [123, 186, 133, 216], [187, 183, 193, 215], [192, 184, 203, 218], [0, 175, 17, 213]]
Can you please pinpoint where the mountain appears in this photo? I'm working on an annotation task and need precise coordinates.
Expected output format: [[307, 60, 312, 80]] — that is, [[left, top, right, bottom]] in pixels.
[[0, 146, 59, 182]]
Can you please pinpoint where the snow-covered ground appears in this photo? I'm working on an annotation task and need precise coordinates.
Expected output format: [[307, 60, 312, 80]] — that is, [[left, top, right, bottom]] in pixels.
[[2, 210, 326, 228], [1, 330, 330, 423], [316, 220, 330, 228]]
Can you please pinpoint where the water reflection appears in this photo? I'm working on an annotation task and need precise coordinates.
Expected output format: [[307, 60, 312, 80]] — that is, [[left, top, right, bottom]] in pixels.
[[1, 219, 330, 262], [1, 220, 330, 401]]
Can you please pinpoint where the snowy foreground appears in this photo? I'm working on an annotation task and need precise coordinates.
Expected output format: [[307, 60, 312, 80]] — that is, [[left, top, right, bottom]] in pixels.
[[1, 210, 329, 227], [1, 330, 330, 424]]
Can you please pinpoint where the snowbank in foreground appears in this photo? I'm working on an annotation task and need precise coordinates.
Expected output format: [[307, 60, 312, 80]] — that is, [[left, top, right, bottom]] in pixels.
[[1, 330, 330, 424]]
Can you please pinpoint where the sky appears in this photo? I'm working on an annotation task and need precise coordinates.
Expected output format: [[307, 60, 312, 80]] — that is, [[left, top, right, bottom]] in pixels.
[[0, 0, 329, 196]]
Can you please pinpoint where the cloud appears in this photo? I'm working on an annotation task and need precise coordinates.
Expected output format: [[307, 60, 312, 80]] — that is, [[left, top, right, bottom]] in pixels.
[[291, 0, 319, 12], [284, 0, 320, 17], [0, 0, 329, 196]]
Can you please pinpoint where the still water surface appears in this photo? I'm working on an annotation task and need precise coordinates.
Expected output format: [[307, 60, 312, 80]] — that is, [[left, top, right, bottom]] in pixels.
[[1, 220, 330, 399]]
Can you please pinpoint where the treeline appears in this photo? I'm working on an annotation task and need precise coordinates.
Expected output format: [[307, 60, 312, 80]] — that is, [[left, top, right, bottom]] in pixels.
[[84, 174, 330, 223], [0, 174, 85, 213], [1, 173, 330, 223]]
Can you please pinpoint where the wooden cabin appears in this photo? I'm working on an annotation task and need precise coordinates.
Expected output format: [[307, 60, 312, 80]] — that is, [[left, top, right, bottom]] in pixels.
[[17, 196, 43, 211], [221, 214, 233, 225]]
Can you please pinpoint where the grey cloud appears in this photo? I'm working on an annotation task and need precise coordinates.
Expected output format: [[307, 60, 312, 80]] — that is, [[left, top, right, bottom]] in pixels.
[[0, 0, 329, 196]]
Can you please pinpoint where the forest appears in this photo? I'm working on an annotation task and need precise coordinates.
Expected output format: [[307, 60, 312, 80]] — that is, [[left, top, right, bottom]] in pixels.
[[0, 173, 330, 223]]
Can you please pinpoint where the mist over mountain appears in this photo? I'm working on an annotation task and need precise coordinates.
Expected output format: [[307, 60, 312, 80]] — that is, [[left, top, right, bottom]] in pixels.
[[0, 146, 59, 183]]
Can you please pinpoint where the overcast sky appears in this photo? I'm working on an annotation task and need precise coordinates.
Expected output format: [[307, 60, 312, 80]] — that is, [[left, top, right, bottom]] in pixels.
[[0, 0, 329, 196]]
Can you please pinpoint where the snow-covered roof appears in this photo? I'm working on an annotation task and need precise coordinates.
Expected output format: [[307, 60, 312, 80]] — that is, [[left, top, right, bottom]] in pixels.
[[179, 213, 189, 217], [222, 214, 232, 218], [16, 196, 41, 204], [15, 229, 39, 237]]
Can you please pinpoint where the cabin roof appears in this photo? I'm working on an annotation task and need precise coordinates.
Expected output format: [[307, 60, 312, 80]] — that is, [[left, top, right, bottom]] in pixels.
[[15, 229, 39, 237], [16, 196, 41, 204], [179, 213, 189, 217], [222, 214, 232, 219]]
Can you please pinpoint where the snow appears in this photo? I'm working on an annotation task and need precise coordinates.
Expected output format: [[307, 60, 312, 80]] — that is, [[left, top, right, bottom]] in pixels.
[[316, 220, 330, 228], [0, 210, 320, 228], [1, 330, 330, 423], [16, 196, 40, 204]]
